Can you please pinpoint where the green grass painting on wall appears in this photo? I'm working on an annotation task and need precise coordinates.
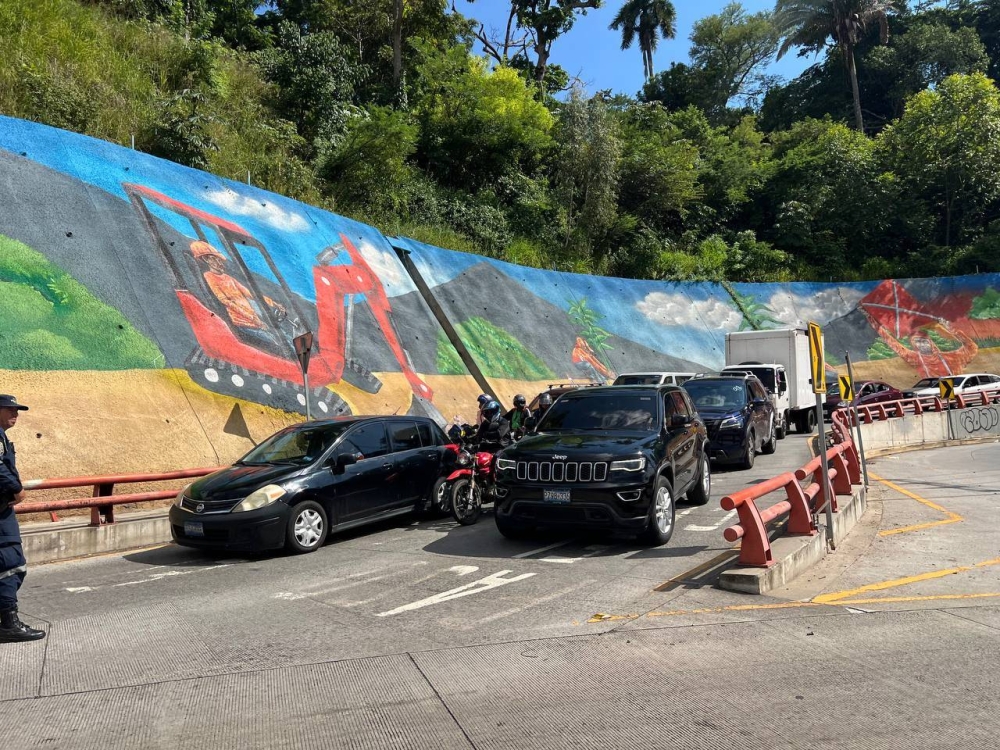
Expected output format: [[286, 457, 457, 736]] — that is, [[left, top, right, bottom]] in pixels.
[[0, 234, 163, 369]]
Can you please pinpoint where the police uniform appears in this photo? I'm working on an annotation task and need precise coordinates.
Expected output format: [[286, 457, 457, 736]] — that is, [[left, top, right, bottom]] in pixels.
[[0, 394, 44, 642]]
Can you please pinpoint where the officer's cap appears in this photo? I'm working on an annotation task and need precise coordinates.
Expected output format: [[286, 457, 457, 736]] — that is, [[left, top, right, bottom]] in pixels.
[[0, 395, 28, 411]]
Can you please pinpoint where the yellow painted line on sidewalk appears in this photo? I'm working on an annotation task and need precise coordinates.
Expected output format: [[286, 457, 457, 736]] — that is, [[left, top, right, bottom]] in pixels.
[[869, 470, 963, 536], [586, 590, 1000, 623], [814, 556, 1000, 604]]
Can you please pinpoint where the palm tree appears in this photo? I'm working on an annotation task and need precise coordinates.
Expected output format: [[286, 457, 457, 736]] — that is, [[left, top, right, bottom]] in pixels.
[[774, 0, 896, 132], [610, 0, 678, 82]]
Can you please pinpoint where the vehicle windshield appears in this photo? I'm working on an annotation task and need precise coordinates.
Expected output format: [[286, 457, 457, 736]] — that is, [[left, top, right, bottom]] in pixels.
[[734, 367, 775, 391], [538, 392, 659, 432], [613, 375, 661, 385], [237, 423, 352, 466], [826, 381, 841, 395], [684, 380, 747, 411]]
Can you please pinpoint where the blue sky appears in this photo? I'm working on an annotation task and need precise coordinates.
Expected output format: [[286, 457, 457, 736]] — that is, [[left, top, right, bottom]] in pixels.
[[459, 0, 814, 98]]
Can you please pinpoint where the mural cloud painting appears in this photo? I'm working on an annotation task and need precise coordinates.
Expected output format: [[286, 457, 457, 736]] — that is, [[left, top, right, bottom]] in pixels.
[[636, 291, 743, 330], [354, 239, 413, 298], [768, 287, 867, 327], [204, 187, 309, 232]]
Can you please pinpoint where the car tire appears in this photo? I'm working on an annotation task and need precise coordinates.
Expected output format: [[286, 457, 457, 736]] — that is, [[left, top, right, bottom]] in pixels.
[[739, 430, 756, 469], [641, 476, 675, 546], [776, 414, 787, 440], [285, 501, 328, 554], [495, 513, 532, 540], [450, 478, 482, 526], [686, 455, 711, 506], [805, 409, 817, 433], [762, 417, 777, 455], [423, 477, 451, 517]]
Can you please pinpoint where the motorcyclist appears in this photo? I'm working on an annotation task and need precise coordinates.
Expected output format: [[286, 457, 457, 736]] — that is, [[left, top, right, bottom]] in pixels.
[[525, 392, 553, 432], [475, 393, 491, 425], [505, 394, 532, 439], [476, 400, 511, 453]]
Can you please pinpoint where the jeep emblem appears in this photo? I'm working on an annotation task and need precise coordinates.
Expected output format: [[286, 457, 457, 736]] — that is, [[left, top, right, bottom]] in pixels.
[[195, 503, 205, 514], [552, 454, 567, 460]]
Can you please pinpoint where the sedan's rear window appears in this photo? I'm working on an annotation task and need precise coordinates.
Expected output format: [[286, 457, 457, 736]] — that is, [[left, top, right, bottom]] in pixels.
[[238, 423, 351, 466], [538, 392, 659, 432]]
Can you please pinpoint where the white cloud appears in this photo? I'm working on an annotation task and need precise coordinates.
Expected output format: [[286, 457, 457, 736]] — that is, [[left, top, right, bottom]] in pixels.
[[768, 287, 866, 327], [354, 238, 413, 297], [637, 292, 743, 330], [204, 188, 309, 232]]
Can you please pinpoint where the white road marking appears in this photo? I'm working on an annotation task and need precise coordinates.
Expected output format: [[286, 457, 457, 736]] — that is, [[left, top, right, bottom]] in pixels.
[[376, 570, 536, 616], [274, 592, 308, 601], [62, 564, 230, 592], [540, 557, 578, 564], [677, 507, 697, 517], [541, 545, 614, 564], [685, 510, 738, 532], [66, 587, 92, 593], [448, 565, 480, 576], [513, 541, 574, 559]]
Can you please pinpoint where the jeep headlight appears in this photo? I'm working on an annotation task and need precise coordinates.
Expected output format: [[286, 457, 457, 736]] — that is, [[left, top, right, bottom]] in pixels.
[[495, 458, 516, 471], [174, 483, 192, 508], [610, 457, 646, 472], [720, 415, 744, 430], [232, 484, 286, 513]]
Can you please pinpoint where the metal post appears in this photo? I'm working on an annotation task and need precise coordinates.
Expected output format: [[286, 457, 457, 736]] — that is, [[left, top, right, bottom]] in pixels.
[[131, 134, 135, 150], [815, 393, 835, 550], [844, 351, 869, 487], [303, 372, 312, 422], [247, 170, 251, 186]]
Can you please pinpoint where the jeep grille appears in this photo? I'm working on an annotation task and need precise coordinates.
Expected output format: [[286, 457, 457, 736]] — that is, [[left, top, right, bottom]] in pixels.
[[515, 461, 608, 482]]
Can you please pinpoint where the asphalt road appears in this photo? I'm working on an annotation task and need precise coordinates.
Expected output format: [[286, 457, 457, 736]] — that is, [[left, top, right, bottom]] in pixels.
[[3, 436, 999, 749]]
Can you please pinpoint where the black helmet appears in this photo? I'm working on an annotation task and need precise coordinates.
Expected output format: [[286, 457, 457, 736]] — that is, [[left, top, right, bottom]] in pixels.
[[538, 393, 553, 408], [477, 394, 490, 407], [514, 394, 526, 408], [483, 400, 502, 421]]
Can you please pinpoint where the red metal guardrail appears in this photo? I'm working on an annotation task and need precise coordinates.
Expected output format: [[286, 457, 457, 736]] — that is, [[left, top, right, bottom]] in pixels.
[[849, 387, 1000, 424], [719, 410, 862, 567], [16, 467, 223, 526]]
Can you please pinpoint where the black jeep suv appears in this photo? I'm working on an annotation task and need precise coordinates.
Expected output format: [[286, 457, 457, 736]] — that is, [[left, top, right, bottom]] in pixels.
[[493, 385, 710, 545]]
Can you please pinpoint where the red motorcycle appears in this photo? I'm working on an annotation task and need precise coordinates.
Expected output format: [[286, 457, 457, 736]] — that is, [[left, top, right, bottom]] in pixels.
[[447, 443, 500, 526]]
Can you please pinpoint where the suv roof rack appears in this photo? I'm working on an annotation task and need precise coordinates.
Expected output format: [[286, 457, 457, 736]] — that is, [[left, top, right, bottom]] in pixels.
[[546, 382, 604, 389]]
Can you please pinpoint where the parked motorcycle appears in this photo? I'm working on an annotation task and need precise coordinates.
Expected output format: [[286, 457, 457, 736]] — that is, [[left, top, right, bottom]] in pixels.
[[448, 443, 499, 526]]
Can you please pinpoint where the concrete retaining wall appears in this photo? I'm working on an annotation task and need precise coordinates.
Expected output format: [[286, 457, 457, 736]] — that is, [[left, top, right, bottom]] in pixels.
[[860, 405, 1000, 454]]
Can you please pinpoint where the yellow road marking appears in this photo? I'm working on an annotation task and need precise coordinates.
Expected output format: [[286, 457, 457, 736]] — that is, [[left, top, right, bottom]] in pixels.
[[586, 590, 1000, 623], [814, 556, 1000, 603], [869, 470, 963, 536]]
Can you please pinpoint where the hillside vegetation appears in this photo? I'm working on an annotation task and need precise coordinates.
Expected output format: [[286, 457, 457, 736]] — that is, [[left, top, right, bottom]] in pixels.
[[2, 0, 1000, 283]]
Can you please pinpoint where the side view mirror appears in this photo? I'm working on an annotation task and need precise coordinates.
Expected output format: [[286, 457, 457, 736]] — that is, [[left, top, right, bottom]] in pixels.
[[752, 397, 768, 407], [669, 414, 692, 428], [778, 383, 787, 394], [332, 452, 358, 472]]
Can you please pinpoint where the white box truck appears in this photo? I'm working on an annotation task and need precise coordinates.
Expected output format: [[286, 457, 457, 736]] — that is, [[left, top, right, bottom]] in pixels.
[[722, 329, 818, 436]]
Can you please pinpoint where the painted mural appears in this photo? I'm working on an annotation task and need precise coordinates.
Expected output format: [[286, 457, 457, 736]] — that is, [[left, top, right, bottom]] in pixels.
[[1, 114, 1000, 477]]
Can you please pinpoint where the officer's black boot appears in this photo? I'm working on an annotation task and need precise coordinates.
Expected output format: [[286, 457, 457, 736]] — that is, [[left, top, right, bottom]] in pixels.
[[0, 607, 45, 642]]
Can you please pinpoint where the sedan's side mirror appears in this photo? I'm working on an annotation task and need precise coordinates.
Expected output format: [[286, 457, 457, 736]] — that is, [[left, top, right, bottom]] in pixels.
[[332, 452, 358, 472]]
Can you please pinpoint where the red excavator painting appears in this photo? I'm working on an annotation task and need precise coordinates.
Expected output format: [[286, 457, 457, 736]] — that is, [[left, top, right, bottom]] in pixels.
[[859, 279, 978, 377], [124, 183, 440, 419]]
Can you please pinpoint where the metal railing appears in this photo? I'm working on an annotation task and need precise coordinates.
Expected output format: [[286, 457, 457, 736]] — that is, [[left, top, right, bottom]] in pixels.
[[17, 467, 223, 526], [719, 411, 862, 567]]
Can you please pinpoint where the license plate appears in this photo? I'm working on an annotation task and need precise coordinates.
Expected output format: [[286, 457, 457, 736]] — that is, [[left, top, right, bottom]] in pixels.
[[184, 521, 204, 537], [543, 488, 571, 504]]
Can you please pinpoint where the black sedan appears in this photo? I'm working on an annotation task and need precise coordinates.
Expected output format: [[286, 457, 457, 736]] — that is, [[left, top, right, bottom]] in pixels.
[[170, 416, 451, 554]]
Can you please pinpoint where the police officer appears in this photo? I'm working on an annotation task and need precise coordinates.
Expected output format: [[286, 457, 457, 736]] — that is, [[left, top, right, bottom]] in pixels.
[[0, 394, 44, 643]]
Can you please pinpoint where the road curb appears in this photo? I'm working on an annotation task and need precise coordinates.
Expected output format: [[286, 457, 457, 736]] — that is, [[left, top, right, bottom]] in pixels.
[[718, 485, 867, 595], [22, 511, 171, 565]]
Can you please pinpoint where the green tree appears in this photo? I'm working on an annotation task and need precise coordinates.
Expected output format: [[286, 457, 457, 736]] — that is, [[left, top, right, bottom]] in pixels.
[[774, 0, 897, 132], [878, 72, 1000, 248], [553, 89, 622, 267], [255, 21, 364, 149], [609, 0, 677, 82], [413, 44, 554, 192], [689, 3, 778, 116], [516, 0, 603, 87]]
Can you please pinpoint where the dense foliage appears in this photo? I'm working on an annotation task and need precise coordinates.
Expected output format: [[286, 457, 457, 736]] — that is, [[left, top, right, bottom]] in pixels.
[[3, 0, 1000, 281]]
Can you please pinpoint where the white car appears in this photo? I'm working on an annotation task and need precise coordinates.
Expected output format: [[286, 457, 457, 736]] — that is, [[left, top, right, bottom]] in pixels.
[[612, 372, 697, 387], [905, 373, 1000, 399]]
